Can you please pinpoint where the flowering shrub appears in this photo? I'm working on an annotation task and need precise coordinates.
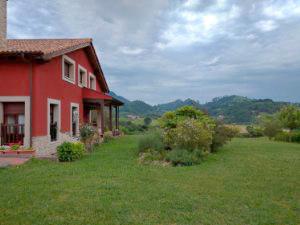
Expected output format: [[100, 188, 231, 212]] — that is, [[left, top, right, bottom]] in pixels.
[[173, 118, 213, 152], [80, 124, 98, 151]]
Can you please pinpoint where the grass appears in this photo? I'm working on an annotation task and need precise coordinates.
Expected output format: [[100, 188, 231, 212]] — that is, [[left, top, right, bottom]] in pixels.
[[0, 137, 299, 225]]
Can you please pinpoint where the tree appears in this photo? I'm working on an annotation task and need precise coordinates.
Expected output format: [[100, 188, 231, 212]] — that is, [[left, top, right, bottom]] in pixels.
[[259, 114, 282, 139], [144, 117, 152, 126], [278, 106, 300, 130]]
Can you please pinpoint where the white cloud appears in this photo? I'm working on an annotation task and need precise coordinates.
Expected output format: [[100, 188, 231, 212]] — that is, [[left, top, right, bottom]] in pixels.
[[263, 0, 300, 19], [119, 46, 145, 55], [255, 20, 278, 32], [156, 3, 241, 49], [204, 56, 221, 66]]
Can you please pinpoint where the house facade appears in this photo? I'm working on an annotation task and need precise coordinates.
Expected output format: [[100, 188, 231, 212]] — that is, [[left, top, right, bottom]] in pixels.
[[0, 0, 122, 156]]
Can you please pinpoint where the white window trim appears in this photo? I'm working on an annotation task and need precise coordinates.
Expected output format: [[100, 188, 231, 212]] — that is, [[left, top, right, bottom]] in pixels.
[[89, 73, 96, 90], [62, 55, 76, 84], [47, 98, 61, 143], [78, 65, 88, 88], [70, 103, 80, 137]]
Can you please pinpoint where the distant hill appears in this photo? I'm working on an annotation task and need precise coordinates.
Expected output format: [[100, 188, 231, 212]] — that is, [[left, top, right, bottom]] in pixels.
[[203, 95, 290, 124], [110, 92, 297, 124]]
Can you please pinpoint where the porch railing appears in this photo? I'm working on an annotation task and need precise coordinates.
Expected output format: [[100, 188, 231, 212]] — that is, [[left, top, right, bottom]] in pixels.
[[0, 124, 25, 146]]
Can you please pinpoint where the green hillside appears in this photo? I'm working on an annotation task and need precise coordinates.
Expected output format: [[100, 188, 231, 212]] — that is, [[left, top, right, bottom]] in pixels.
[[110, 92, 297, 123]]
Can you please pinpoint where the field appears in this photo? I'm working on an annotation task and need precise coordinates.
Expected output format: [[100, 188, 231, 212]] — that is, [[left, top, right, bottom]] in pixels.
[[0, 137, 299, 225]]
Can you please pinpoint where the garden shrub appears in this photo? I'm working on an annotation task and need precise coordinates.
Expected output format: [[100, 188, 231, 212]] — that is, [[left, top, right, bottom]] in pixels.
[[172, 118, 213, 152], [80, 124, 98, 151], [275, 131, 291, 142], [166, 148, 204, 166], [138, 130, 164, 153], [11, 144, 20, 151], [57, 142, 85, 162], [246, 125, 264, 137], [103, 132, 114, 143], [291, 131, 300, 143], [211, 122, 239, 152]]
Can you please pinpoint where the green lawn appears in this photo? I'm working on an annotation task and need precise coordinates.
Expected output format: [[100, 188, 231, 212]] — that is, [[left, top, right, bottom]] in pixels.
[[0, 137, 299, 225]]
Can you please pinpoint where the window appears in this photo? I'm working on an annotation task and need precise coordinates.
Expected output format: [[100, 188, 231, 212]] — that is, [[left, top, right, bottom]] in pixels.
[[48, 99, 61, 142], [78, 65, 87, 87], [89, 74, 96, 90], [70, 103, 79, 137], [62, 55, 75, 84]]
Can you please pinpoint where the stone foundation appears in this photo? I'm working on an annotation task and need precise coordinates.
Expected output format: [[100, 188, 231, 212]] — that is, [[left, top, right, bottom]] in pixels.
[[32, 132, 79, 158]]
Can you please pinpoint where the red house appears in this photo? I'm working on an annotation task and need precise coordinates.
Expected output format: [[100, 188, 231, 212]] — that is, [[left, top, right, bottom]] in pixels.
[[0, 1, 123, 157]]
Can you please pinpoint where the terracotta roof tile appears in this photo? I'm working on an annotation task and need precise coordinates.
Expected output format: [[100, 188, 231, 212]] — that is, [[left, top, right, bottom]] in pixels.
[[0, 38, 92, 56]]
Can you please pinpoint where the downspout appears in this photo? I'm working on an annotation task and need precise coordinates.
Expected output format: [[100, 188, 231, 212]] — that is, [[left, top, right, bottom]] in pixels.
[[29, 60, 33, 147]]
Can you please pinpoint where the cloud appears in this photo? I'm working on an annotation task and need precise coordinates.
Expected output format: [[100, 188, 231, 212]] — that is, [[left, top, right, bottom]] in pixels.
[[263, 0, 300, 19], [156, 2, 241, 49], [6, 0, 300, 104], [255, 20, 278, 32], [119, 46, 145, 55]]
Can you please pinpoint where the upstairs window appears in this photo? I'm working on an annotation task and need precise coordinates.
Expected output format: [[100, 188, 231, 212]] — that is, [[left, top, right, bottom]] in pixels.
[[89, 74, 96, 90], [78, 65, 87, 87], [62, 55, 75, 84]]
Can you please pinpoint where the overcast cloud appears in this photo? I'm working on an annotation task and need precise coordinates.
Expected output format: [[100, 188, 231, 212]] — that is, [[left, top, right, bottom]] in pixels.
[[7, 0, 300, 104]]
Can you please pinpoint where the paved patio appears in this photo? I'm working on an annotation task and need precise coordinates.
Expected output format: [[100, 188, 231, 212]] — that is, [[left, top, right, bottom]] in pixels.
[[0, 157, 30, 168]]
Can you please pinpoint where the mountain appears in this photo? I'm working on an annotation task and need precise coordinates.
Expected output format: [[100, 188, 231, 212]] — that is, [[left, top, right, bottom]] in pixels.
[[203, 95, 290, 124], [109, 91, 130, 104], [152, 99, 202, 115], [110, 92, 297, 124]]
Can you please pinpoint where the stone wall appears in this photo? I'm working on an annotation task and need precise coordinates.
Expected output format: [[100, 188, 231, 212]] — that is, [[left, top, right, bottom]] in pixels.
[[0, 0, 7, 47], [32, 132, 79, 158]]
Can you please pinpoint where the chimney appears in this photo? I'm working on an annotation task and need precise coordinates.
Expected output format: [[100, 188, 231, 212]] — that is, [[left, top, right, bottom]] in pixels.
[[0, 0, 7, 48]]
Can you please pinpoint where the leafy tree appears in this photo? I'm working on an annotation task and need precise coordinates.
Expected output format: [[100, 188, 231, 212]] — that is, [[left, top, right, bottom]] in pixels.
[[278, 105, 300, 130], [211, 121, 239, 152], [144, 117, 152, 126], [258, 114, 282, 139]]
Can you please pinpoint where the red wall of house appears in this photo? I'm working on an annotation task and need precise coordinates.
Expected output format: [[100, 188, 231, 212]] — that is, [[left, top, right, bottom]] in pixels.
[[0, 61, 30, 96], [32, 48, 105, 137]]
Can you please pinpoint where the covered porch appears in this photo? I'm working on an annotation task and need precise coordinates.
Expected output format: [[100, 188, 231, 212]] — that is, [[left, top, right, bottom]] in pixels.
[[0, 97, 30, 147], [82, 88, 123, 136]]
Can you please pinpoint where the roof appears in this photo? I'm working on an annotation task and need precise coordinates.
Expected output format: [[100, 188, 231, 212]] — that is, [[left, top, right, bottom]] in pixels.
[[0, 38, 109, 92], [0, 39, 91, 56], [82, 87, 112, 101]]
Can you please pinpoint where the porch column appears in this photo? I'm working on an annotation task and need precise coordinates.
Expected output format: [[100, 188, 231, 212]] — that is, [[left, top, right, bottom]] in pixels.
[[115, 106, 118, 130], [109, 105, 113, 131], [100, 100, 105, 134], [117, 106, 119, 130]]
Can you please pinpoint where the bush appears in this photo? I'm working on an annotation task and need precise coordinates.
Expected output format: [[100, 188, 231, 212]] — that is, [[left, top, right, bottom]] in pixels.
[[80, 124, 98, 151], [138, 130, 164, 153], [166, 148, 203, 166], [57, 142, 85, 162], [246, 126, 264, 137], [275, 131, 290, 142], [211, 123, 239, 152], [274, 131, 300, 143], [103, 132, 114, 143], [144, 117, 152, 126], [11, 144, 20, 151], [291, 131, 300, 143], [120, 121, 148, 135], [172, 118, 213, 152]]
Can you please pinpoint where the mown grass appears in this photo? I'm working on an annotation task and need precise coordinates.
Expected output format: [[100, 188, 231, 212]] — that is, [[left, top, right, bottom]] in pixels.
[[0, 137, 299, 225]]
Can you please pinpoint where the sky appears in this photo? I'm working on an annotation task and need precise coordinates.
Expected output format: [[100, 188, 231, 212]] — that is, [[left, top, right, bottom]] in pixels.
[[7, 0, 300, 104]]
